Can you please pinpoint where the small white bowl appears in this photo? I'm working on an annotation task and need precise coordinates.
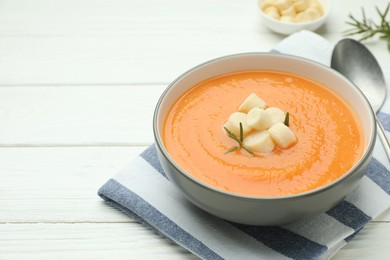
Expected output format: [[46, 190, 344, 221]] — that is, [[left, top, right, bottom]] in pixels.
[[258, 0, 331, 35]]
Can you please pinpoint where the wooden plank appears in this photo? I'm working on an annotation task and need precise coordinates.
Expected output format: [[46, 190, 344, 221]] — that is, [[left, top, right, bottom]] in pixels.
[[0, 0, 279, 85], [0, 223, 198, 259], [0, 0, 269, 36], [0, 0, 388, 85], [0, 35, 283, 86], [0, 147, 145, 222], [0, 0, 386, 37], [0, 85, 164, 145], [0, 222, 389, 259], [0, 34, 387, 87]]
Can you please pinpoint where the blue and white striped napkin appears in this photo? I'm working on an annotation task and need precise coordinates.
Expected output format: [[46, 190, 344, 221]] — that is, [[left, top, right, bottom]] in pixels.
[[98, 30, 390, 260]]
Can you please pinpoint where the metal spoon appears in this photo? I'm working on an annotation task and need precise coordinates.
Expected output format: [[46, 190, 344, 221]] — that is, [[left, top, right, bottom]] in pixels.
[[331, 38, 390, 161]]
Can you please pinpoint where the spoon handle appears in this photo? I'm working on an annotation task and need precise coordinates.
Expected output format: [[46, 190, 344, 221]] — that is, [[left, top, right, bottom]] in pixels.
[[376, 116, 390, 161]]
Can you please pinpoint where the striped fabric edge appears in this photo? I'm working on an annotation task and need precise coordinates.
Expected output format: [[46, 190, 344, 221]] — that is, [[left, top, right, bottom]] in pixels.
[[98, 179, 222, 260]]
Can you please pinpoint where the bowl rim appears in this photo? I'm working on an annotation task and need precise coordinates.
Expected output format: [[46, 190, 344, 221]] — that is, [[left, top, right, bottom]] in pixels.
[[258, 0, 332, 26], [153, 52, 376, 202]]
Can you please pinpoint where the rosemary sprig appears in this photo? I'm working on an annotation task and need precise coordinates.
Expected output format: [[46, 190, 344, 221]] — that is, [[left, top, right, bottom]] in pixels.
[[224, 123, 254, 155], [242, 143, 255, 155], [284, 112, 290, 127], [344, 3, 390, 51], [224, 125, 241, 144], [224, 146, 239, 154], [239, 122, 243, 142]]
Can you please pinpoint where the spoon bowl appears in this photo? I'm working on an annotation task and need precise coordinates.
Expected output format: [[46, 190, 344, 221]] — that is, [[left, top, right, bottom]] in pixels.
[[331, 39, 386, 112], [331, 38, 390, 161]]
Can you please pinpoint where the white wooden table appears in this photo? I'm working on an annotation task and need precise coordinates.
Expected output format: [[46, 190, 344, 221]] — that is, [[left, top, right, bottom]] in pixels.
[[1, 0, 389, 259]]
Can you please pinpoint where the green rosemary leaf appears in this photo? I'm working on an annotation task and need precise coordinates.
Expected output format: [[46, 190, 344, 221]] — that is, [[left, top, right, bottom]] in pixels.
[[224, 126, 241, 143], [362, 8, 368, 24], [284, 112, 290, 126], [242, 144, 254, 156], [239, 122, 243, 142], [223, 126, 233, 135], [224, 146, 239, 154], [380, 4, 390, 19]]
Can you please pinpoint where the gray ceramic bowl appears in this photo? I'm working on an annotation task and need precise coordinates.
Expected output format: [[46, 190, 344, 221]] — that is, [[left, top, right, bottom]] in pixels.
[[153, 53, 376, 226]]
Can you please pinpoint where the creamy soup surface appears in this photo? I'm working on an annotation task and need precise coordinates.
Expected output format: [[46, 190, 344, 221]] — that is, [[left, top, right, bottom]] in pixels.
[[163, 71, 364, 197]]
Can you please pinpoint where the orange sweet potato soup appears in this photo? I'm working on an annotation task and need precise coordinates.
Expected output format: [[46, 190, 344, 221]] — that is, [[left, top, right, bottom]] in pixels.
[[163, 71, 364, 197]]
